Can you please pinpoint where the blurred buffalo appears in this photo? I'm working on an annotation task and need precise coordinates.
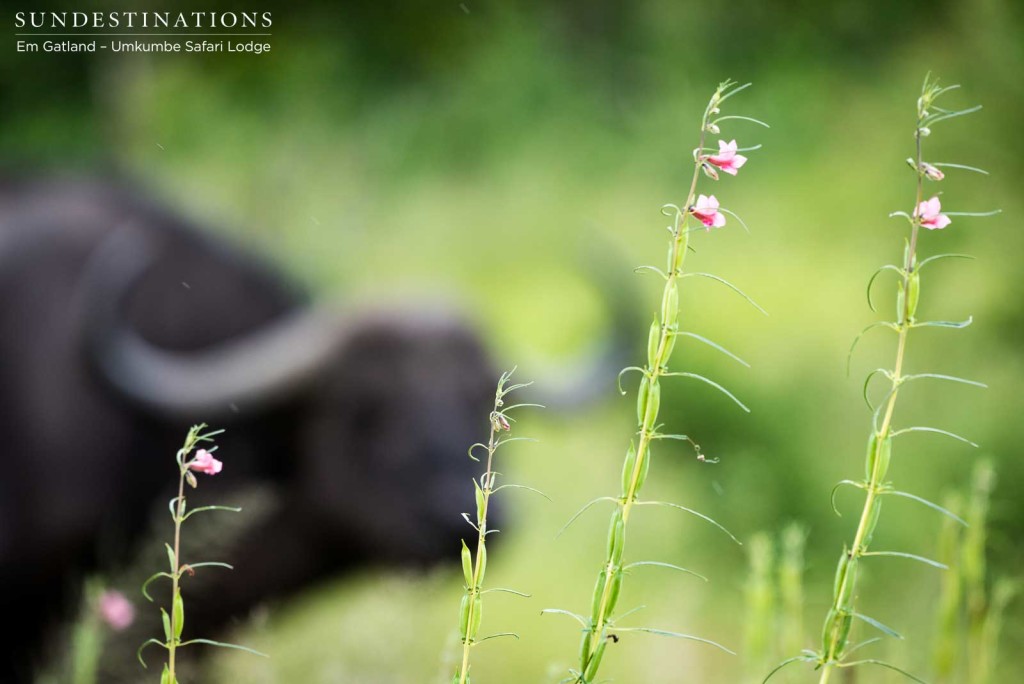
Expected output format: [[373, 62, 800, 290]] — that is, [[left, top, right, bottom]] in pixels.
[[0, 177, 502, 681]]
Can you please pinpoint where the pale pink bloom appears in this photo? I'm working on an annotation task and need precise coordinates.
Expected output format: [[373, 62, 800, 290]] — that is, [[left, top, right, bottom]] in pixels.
[[189, 449, 223, 475], [921, 162, 944, 181], [98, 590, 135, 631], [691, 194, 726, 229], [704, 139, 748, 176], [914, 196, 951, 230]]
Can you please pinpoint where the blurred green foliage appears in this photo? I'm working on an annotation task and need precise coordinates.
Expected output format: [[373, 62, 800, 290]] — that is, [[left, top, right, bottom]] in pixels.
[[4, 0, 1022, 681]]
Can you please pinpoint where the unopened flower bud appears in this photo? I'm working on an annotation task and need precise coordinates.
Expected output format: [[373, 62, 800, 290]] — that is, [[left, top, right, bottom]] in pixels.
[[701, 162, 719, 181], [492, 414, 510, 432], [705, 122, 720, 134], [918, 126, 931, 137], [920, 162, 944, 181]]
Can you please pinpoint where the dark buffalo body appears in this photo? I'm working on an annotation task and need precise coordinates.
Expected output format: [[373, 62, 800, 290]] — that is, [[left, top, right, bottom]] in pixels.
[[0, 178, 494, 681]]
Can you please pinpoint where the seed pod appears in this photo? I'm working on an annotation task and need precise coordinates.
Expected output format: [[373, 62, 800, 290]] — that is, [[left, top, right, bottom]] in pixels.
[[875, 437, 892, 481], [862, 498, 883, 547], [590, 570, 608, 625], [461, 540, 473, 587], [161, 608, 171, 642], [907, 271, 920, 319], [634, 448, 651, 494], [604, 568, 623, 616], [578, 632, 592, 669], [838, 557, 858, 609], [607, 511, 625, 565], [583, 638, 608, 681], [478, 542, 487, 586], [662, 327, 676, 361], [864, 434, 891, 482], [647, 320, 661, 370], [832, 551, 850, 599], [173, 588, 184, 640], [662, 283, 679, 328], [620, 444, 637, 498], [468, 595, 483, 639], [474, 480, 485, 522], [161, 664, 172, 684], [459, 594, 470, 639], [636, 377, 650, 425], [643, 381, 661, 424]]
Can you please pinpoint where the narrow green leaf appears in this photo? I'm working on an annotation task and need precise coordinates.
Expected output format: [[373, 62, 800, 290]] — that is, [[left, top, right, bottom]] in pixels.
[[185, 561, 235, 572], [476, 632, 520, 643], [713, 114, 770, 128], [141, 572, 173, 602], [830, 480, 867, 517], [136, 638, 166, 668], [836, 659, 929, 683], [917, 253, 974, 270], [663, 372, 750, 412], [882, 490, 968, 526], [178, 638, 268, 657], [944, 210, 1001, 217], [481, 587, 531, 598], [634, 265, 669, 279], [181, 505, 242, 521], [675, 332, 750, 367], [683, 272, 768, 315], [633, 500, 741, 544], [862, 369, 892, 410], [901, 373, 987, 389], [555, 497, 619, 538], [862, 551, 948, 570], [762, 655, 815, 683], [623, 560, 708, 582], [852, 612, 903, 639], [923, 104, 982, 126], [911, 316, 973, 330], [866, 265, 903, 313], [492, 483, 551, 501], [613, 626, 735, 654], [848, 322, 898, 376], [617, 366, 647, 395], [540, 608, 590, 628], [718, 207, 750, 234], [932, 162, 988, 175], [165, 544, 177, 573], [890, 426, 978, 448]]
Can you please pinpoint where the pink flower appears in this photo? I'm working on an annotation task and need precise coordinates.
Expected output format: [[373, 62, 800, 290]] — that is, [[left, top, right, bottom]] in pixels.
[[98, 590, 135, 631], [914, 196, 951, 230], [189, 449, 223, 475], [691, 194, 726, 229], [704, 139, 748, 176]]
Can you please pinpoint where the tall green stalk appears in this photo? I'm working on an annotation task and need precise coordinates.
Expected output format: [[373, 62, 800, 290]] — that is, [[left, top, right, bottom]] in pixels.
[[766, 74, 999, 684], [452, 370, 540, 684], [546, 80, 766, 684]]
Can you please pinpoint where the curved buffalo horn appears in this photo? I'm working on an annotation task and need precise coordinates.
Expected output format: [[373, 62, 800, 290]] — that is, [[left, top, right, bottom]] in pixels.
[[524, 236, 645, 411], [80, 227, 350, 419]]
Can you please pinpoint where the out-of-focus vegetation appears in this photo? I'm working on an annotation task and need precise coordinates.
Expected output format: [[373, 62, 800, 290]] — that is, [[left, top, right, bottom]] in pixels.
[[4, 0, 1022, 681]]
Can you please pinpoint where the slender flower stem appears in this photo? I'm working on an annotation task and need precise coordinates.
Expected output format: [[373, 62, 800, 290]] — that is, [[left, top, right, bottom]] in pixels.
[[458, 410, 498, 684], [168, 469, 187, 680], [816, 79, 951, 684], [572, 81, 755, 684], [453, 371, 536, 684]]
